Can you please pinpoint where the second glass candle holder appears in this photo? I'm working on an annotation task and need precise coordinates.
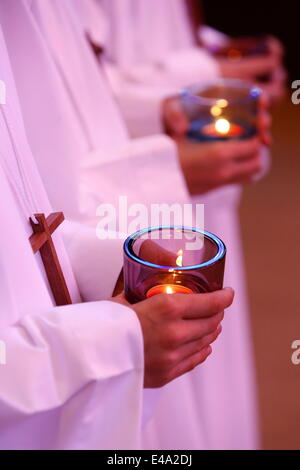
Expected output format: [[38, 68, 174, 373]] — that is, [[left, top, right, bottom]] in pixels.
[[181, 78, 261, 142]]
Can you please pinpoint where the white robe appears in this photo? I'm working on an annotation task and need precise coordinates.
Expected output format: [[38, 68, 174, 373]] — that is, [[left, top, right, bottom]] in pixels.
[[98, 0, 220, 137], [0, 0, 190, 290], [0, 0, 190, 219], [94, 0, 262, 449], [0, 27, 145, 450]]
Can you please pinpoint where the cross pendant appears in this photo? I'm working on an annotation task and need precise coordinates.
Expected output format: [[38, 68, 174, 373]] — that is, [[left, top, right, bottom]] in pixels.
[[29, 213, 72, 306]]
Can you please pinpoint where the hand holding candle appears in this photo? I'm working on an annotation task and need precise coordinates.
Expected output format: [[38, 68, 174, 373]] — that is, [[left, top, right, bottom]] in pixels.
[[214, 36, 286, 103], [127, 287, 234, 388], [119, 227, 234, 387], [209, 36, 271, 60], [162, 79, 271, 148], [175, 79, 272, 193]]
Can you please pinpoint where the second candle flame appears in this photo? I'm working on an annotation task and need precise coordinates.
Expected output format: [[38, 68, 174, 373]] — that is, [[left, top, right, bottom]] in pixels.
[[176, 249, 183, 267]]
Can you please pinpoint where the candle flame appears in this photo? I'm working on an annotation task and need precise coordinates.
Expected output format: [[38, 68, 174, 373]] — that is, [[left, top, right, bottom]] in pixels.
[[215, 118, 231, 135], [228, 49, 242, 61], [176, 249, 183, 267], [210, 105, 222, 117], [211, 99, 228, 117], [216, 99, 228, 108], [165, 286, 174, 294]]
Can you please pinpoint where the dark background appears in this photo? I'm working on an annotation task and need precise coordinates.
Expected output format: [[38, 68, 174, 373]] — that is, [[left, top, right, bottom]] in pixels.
[[202, 0, 300, 80]]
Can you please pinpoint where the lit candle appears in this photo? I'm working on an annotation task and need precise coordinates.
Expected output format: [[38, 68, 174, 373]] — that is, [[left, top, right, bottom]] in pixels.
[[183, 80, 260, 143], [146, 284, 193, 298], [202, 118, 244, 138], [146, 249, 193, 297]]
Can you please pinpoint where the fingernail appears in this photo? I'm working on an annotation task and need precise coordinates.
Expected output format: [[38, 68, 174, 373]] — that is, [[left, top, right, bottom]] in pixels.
[[223, 287, 234, 294]]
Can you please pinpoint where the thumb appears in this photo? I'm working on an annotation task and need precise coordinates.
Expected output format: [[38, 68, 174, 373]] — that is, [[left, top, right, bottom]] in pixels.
[[163, 97, 189, 136], [109, 292, 130, 307]]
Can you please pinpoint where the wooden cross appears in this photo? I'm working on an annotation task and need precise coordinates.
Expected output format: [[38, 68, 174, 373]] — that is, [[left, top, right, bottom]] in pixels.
[[29, 212, 72, 306]]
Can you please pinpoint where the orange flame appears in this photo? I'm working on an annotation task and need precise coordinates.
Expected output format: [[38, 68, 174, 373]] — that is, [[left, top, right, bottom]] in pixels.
[[165, 286, 174, 294], [176, 249, 183, 267]]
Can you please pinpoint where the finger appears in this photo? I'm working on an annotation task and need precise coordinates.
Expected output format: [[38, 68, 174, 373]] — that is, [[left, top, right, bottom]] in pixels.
[[169, 109, 189, 136], [266, 35, 284, 58], [262, 81, 286, 104], [112, 268, 124, 297], [228, 155, 262, 183], [257, 93, 271, 145], [271, 65, 287, 84], [178, 323, 222, 354], [231, 146, 261, 164], [258, 92, 270, 110], [236, 174, 263, 185], [143, 287, 234, 320], [260, 130, 272, 148], [139, 239, 177, 266], [173, 313, 224, 346], [222, 137, 261, 163], [232, 150, 261, 168], [157, 326, 221, 373], [165, 346, 213, 384], [257, 109, 272, 146], [260, 66, 287, 103], [178, 287, 234, 319], [163, 98, 189, 136], [258, 109, 272, 130], [109, 292, 130, 306], [239, 55, 280, 79], [265, 69, 287, 92]]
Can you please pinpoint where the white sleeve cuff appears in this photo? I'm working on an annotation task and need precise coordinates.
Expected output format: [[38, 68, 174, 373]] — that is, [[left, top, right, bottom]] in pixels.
[[62, 221, 124, 301], [161, 47, 220, 86], [198, 25, 230, 49]]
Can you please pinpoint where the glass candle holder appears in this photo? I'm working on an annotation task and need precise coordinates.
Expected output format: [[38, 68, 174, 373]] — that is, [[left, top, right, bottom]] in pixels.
[[181, 79, 261, 142], [123, 226, 226, 304]]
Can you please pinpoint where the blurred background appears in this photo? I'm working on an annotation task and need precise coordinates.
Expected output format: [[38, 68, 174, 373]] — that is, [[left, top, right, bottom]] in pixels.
[[203, 0, 300, 80], [203, 0, 300, 450]]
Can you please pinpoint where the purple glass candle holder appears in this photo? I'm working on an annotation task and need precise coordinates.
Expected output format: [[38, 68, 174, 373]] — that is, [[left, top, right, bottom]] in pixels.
[[181, 78, 261, 142], [123, 226, 226, 304]]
